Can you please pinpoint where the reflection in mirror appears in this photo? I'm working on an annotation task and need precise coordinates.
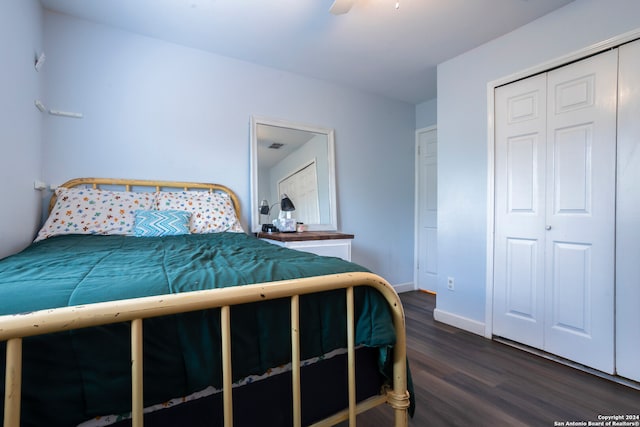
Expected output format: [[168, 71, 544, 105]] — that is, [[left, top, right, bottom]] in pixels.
[[250, 116, 337, 233]]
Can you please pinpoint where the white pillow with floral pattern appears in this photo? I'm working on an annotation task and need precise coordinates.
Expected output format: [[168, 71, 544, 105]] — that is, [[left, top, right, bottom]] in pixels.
[[156, 191, 243, 233], [34, 187, 156, 242]]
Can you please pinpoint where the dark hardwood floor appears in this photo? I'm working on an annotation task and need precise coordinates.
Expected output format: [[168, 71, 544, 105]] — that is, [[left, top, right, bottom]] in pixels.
[[352, 291, 640, 427]]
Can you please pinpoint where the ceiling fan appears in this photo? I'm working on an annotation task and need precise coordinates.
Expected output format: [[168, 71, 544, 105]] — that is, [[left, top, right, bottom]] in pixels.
[[329, 0, 400, 15], [329, 0, 355, 15]]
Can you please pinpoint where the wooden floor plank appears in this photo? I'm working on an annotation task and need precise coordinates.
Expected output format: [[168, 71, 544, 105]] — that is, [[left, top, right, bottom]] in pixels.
[[350, 291, 640, 427]]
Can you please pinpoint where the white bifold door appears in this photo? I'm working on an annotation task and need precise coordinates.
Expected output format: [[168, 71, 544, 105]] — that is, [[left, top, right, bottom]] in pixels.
[[493, 50, 617, 373], [616, 40, 640, 382]]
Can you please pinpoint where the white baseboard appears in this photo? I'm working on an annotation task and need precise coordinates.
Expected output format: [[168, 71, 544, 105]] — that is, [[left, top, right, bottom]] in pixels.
[[433, 308, 485, 336], [393, 282, 416, 294]]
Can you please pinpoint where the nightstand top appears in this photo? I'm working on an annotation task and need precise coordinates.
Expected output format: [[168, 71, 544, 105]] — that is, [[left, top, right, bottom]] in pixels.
[[257, 231, 354, 242]]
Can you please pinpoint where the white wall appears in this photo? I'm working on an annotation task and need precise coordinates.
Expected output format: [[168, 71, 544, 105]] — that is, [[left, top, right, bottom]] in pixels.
[[0, 0, 44, 259], [41, 11, 416, 286], [415, 98, 437, 129], [436, 0, 640, 329]]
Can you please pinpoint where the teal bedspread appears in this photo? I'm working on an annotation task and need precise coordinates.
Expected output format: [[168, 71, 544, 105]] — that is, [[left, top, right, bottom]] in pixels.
[[0, 233, 400, 426]]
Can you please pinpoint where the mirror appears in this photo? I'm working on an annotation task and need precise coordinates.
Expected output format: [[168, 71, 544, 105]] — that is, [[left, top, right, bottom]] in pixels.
[[250, 116, 337, 233]]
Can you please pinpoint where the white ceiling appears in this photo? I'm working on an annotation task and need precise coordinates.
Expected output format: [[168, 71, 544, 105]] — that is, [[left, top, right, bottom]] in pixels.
[[39, 0, 574, 104]]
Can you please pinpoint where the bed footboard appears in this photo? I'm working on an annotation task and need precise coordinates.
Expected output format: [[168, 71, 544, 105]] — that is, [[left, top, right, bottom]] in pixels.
[[1, 272, 409, 427]]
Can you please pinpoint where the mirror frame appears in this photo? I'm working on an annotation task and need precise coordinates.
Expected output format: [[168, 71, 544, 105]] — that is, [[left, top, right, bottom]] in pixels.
[[250, 115, 337, 233]]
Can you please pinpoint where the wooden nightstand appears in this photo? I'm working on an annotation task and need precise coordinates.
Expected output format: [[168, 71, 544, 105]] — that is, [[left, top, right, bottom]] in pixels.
[[257, 231, 355, 261]]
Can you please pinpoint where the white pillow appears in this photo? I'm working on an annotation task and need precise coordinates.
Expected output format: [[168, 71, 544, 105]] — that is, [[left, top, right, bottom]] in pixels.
[[155, 191, 244, 233], [35, 187, 156, 242]]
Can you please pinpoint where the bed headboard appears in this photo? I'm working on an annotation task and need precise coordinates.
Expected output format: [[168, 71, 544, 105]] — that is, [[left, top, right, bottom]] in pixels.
[[50, 178, 241, 217]]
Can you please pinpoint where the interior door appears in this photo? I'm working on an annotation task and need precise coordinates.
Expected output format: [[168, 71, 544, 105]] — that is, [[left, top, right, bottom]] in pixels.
[[493, 50, 617, 373], [493, 74, 547, 348], [416, 127, 437, 292], [278, 161, 320, 224], [616, 39, 640, 382], [543, 50, 617, 374]]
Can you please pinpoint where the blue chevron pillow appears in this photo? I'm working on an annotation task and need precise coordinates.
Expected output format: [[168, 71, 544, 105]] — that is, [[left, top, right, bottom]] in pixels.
[[133, 210, 191, 237]]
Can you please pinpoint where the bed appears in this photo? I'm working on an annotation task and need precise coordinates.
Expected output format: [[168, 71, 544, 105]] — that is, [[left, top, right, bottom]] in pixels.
[[0, 178, 411, 427]]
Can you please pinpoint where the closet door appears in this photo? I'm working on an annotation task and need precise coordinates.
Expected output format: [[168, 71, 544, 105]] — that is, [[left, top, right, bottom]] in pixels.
[[616, 39, 640, 382], [493, 74, 547, 349], [543, 50, 617, 374], [494, 50, 617, 374]]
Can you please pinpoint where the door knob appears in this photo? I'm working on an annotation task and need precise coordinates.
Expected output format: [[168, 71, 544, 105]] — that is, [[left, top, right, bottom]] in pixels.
[[545, 225, 552, 230]]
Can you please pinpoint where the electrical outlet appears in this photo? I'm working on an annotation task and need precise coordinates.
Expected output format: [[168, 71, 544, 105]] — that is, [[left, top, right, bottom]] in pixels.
[[447, 277, 455, 291]]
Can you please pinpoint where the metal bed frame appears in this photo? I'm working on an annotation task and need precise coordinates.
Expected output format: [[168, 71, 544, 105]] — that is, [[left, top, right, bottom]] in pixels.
[[1, 178, 410, 427]]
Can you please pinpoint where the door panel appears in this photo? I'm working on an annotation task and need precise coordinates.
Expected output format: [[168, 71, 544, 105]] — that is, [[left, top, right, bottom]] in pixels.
[[507, 134, 538, 212], [615, 39, 640, 382], [493, 74, 546, 348], [544, 49, 617, 374], [549, 242, 591, 335], [417, 128, 437, 292], [553, 74, 595, 114], [552, 124, 592, 214], [504, 238, 538, 321]]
